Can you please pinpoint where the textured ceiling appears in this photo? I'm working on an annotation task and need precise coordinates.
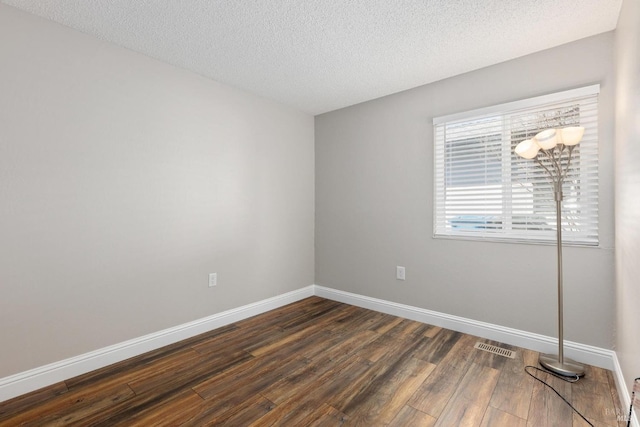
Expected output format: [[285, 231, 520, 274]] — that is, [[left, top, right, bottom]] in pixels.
[[1, 0, 623, 115]]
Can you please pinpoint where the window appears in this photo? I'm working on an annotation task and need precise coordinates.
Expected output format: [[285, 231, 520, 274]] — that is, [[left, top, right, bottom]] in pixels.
[[433, 85, 599, 246]]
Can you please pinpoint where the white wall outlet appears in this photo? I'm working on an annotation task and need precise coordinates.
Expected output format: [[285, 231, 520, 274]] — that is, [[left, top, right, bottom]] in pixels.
[[208, 273, 217, 287], [396, 266, 406, 281]]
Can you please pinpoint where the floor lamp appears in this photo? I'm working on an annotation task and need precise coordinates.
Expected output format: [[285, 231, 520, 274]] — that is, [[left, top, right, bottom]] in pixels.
[[514, 126, 586, 377]]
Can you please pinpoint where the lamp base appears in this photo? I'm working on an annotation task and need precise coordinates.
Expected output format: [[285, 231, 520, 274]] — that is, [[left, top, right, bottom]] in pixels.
[[539, 353, 585, 377]]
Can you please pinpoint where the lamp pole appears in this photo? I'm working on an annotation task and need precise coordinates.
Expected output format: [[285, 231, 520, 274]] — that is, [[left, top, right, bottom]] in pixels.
[[515, 129, 586, 377], [555, 184, 565, 366]]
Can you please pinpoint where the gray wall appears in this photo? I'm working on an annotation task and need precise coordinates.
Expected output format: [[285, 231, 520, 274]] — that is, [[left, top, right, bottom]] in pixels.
[[316, 32, 615, 349], [0, 5, 315, 378], [1, 0, 629, 386], [615, 0, 640, 395]]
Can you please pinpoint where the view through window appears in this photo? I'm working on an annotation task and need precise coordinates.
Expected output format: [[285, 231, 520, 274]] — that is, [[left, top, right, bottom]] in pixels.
[[433, 86, 599, 245]]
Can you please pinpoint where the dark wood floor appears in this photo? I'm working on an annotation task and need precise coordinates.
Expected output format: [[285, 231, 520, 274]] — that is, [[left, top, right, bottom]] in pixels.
[[0, 297, 625, 426]]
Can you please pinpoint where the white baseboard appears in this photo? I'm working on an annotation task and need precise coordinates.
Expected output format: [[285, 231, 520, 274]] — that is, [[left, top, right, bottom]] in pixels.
[[2, 282, 632, 425], [612, 353, 639, 427], [313, 285, 615, 370], [0, 286, 314, 403]]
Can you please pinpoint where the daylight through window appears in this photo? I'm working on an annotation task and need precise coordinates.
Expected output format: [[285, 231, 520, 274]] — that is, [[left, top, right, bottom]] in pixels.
[[433, 86, 599, 246]]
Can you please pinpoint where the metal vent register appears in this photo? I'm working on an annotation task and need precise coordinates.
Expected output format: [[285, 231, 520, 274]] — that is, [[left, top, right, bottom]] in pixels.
[[474, 342, 516, 358]]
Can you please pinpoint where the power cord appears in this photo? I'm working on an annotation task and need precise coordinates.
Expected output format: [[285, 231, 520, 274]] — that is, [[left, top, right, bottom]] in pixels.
[[524, 365, 593, 426]]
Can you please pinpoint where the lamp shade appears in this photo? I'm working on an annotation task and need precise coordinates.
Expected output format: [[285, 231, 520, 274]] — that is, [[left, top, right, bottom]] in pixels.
[[560, 126, 585, 146], [534, 128, 558, 150], [515, 138, 540, 159]]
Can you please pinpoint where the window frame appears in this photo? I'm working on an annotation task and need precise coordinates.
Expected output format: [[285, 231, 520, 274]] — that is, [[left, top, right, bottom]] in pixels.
[[432, 85, 600, 246]]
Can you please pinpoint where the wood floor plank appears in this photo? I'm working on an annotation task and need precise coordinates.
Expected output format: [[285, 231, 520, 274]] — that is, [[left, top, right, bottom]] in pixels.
[[244, 304, 353, 357], [177, 390, 255, 425], [605, 369, 628, 427], [81, 349, 254, 424], [0, 297, 623, 426], [3, 383, 135, 426], [217, 395, 276, 426], [251, 354, 372, 426], [571, 371, 620, 426], [180, 393, 276, 426], [354, 332, 422, 365], [480, 406, 527, 427], [0, 381, 68, 422], [341, 356, 436, 426], [489, 347, 537, 419], [324, 306, 386, 337], [434, 362, 501, 427], [285, 403, 348, 427], [406, 333, 479, 417], [383, 318, 430, 342], [372, 315, 405, 335], [67, 324, 240, 390], [191, 320, 338, 404], [193, 352, 309, 401], [278, 300, 348, 331], [388, 405, 437, 427], [413, 328, 470, 365], [423, 325, 443, 338], [190, 296, 335, 356], [191, 323, 285, 356], [329, 337, 434, 421], [355, 333, 397, 363], [451, 362, 502, 407], [73, 347, 203, 397], [128, 347, 252, 395], [527, 370, 574, 427], [434, 398, 489, 427], [260, 330, 380, 405], [121, 389, 204, 427], [572, 413, 617, 427]]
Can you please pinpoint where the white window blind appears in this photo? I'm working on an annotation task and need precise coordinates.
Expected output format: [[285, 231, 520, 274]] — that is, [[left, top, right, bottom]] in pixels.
[[433, 85, 599, 246]]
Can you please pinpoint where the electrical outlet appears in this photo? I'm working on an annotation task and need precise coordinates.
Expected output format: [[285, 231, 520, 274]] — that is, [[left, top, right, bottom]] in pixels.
[[396, 266, 406, 281], [208, 273, 217, 287]]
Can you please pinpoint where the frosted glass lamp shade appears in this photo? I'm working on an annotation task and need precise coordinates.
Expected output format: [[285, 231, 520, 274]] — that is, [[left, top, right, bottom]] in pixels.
[[560, 126, 585, 146], [534, 128, 558, 150], [515, 139, 540, 159]]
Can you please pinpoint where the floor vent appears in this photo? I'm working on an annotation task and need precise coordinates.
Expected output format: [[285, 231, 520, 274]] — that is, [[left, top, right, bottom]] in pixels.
[[474, 342, 516, 358]]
